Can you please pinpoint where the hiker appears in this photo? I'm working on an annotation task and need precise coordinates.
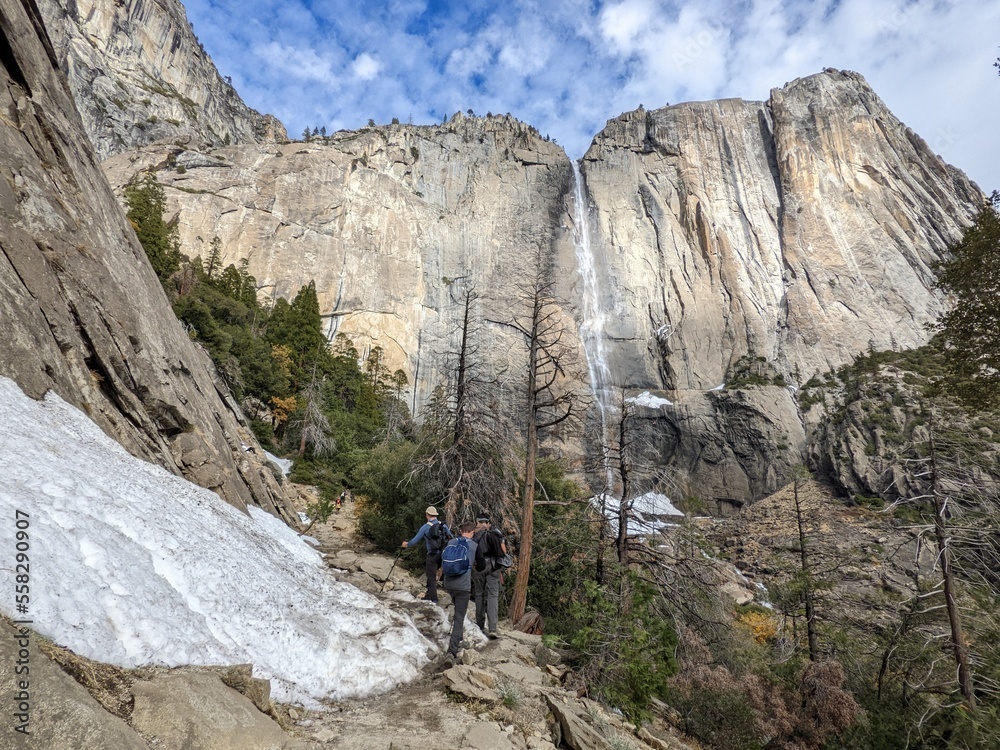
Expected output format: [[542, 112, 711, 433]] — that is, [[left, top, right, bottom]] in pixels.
[[472, 514, 507, 639], [336, 489, 349, 512], [441, 521, 486, 664], [402, 506, 451, 603]]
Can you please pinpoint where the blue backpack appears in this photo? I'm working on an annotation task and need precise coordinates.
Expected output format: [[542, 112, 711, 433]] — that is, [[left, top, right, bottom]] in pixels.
[[441, 537, 471, 577]]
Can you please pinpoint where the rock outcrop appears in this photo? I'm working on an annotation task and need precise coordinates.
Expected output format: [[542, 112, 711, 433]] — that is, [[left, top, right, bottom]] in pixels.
[[0, 618, 307, 750], [799, 347, 1000, 504], [0, 0, 294, 520], [36, 0, 285, 160]]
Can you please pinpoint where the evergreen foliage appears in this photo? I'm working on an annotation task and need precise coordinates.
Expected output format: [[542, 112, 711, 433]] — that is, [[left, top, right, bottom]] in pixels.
[[936, 193, 1000, 408], [124, 173, 181, 283], [570, 574, 678, 721]]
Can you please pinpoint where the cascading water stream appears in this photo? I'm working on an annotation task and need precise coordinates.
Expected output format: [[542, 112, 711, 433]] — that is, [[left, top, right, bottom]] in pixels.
[[570, 160, 615, 492]]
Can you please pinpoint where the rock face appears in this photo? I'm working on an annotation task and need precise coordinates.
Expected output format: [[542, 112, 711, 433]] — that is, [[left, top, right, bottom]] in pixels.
[[571, 69, 980, 502], [582, 69, 980, 392], [0, 0, 295, 520], [0, 622, 148, 750], [102, 115, 576, 413], [100, 69, 982, 505], [36, 0, 285, 160], [800, 350, 1000, 505]]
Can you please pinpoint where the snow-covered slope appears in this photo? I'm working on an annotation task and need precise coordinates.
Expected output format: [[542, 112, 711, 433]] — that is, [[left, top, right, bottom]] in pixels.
[[0, 377, 431, 704]]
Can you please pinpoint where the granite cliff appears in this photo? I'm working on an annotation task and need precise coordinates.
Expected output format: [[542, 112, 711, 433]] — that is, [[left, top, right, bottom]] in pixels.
[[36, 0, 285, 159], [578, 69, 981, 505], [103, 115, 578, 415], [100, 68, 982, 506], [583, 70, 979, 390], [0, 0, 295, 520]]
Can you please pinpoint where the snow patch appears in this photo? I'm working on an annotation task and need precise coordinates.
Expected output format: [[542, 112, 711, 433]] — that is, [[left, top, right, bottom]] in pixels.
[[590, 491, 684, 537], [626, 391, 673, 408], [0, 377, 432, 706], [264, 450, 293, 477], [630, 492, 685, 518]]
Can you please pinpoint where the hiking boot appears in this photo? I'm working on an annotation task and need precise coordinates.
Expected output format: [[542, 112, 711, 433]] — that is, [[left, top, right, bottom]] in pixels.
[[488, 630, 499, 640]]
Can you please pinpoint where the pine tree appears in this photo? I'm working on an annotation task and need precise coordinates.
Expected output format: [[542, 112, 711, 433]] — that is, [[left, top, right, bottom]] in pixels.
[[936, 194, 1000, 407], [267, 282, 327, 390], [124, 173, 181, 284]]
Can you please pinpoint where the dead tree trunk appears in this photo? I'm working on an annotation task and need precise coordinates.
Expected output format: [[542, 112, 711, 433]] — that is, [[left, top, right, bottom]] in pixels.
[[510, 285, 542, 625], [793, 472, 819, 662], [508, 269, 574, 625], [928, 417, 976, 709], [615, 396, 634, 565]]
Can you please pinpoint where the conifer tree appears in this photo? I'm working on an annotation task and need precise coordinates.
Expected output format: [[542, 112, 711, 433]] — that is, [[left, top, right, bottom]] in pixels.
[[267, 282, 326, 390], [936, 194, 1000, 408], [124, 173, 181, 284]]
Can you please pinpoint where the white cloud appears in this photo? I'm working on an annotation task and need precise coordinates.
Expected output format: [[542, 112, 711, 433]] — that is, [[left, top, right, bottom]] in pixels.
[[255, 41, 337, 84], [182, 0, 1000, 188], [599, 0, 656, 52], [352, 52, 381, 80]]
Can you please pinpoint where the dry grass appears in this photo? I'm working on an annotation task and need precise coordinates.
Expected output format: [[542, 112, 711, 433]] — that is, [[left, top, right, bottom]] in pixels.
[[36, 636, 135, 721]]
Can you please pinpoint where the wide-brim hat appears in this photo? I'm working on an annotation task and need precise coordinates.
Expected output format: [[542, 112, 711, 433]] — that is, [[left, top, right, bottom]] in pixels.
[[425, 505, 439, 516]]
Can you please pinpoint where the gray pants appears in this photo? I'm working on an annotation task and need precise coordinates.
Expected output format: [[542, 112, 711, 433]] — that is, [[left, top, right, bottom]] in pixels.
[[472, 567, 501, 633], [444, 585, 471, 657]]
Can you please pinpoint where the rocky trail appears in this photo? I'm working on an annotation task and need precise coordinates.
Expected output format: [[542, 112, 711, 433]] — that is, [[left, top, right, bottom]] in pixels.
[[3, 483, 697, 750], [281, 486, 697, 750]]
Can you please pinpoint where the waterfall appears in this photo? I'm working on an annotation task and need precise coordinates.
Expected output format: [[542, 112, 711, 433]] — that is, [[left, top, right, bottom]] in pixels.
[[570, 160, 615, 492]]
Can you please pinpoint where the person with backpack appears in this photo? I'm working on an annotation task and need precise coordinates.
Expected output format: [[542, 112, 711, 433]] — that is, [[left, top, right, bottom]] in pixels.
[[402, 506, 451, 604], [472, 514, 508, 639], [441, 521, 486, 664]]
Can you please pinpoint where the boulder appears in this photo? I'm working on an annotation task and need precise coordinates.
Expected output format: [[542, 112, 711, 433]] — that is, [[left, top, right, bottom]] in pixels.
[[534, 642, 563, 668], [544, 694, 613, 750], [218, 664, 273, 715], [357, 555, 398, 582], [494, 662, 547, 688], [130, 671, 307, 750], [0, 623, 147, 750], [441, 665, 499, 702], [331, 550, 360, 570], [463, 722, 518, 750]]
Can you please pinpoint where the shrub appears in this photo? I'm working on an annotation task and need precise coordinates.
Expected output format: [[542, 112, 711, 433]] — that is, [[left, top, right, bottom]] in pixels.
[[570, 575, 678, 721]]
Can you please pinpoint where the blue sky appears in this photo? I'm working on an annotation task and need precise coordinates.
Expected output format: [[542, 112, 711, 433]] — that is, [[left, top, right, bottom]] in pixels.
[[184, 0, 999, 190]]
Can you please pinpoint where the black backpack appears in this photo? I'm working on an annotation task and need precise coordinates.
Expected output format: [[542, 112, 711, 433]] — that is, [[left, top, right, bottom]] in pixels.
[[485, 527, 505, 559], [427, 521, 451, 553]]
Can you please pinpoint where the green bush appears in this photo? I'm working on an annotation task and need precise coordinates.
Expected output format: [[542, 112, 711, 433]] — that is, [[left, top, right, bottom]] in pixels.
[[570, 576, 678, 721], [668, 685, 762, 750], [353, 441, 434, 554]]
